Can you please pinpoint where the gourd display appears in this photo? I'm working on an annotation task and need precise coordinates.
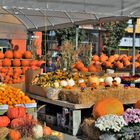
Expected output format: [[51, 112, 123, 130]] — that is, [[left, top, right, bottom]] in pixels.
[[93, 98, 124, 119], [0, 116, 10, 127]]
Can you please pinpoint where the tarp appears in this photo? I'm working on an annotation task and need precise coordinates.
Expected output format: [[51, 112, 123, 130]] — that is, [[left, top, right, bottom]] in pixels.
[[1, 0, 139, 31]]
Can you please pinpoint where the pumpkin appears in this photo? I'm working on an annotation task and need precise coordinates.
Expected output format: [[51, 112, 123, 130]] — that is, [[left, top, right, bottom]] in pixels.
[[104, 77, 113, 86], [13, 51, 22, 59], [9, 130, 21, 140], [108, 56, 115, 63], [135, 62, 140, 68], [75, 61, 84, 70], [5, 50, 13, 59], [124, 60, 131, 67], [7, 106, 26, 119], [88, 64, 98, 72], [0, 116, 10, 127], [14, 68, 22, 75], [104, 61, 112, 68], [135, 100, 140, 109], [60, 80, 68, 87], [114, 77, 121, 84], [32, 124, 43, 138], [0, 61, 2, 66], [12, 59, 21, 67], [100, 54, 108, 62], [88, 76, 99, 86], [31, 66, 38, 70], [116, 61, 124, 69], [43, 126, 52, 136], [0, 51, 4, 59], [92, 55, 99, 61], [21, 60, 30, 66], [30, 60, 38, 66], [67, 79, 75, 87], [22, 67, 29, 74], [24, 51, 32, 59], [80, 67, 88, 72], [93, 98, 124, 119], [2, 59, 11, 67]]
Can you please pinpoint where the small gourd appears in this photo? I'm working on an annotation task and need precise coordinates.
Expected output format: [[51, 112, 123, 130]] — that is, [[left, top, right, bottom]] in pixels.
[[32, 124, 43, 138]]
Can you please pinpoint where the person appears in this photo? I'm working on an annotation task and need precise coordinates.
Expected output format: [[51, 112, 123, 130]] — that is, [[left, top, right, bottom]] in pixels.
[[41, 58, 57, 73]]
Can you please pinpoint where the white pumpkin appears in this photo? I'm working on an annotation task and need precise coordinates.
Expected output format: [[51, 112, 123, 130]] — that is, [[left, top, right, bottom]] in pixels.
[[105, 77, 113, 86], [32, 124, 43, 138], [60, 80, 68, 87], [88, 76, 99, 85], [53, 81, 60, 88], [99, 78, 105, 83], [67, 79, 75, 87], [78, 79, 84, 83], [114, 77, 121, 85]]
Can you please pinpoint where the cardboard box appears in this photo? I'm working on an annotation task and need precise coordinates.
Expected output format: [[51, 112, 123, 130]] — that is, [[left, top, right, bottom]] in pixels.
[[29, 85, 46, 97], [25, 68, 41, 92], [9, 82, 25, 92]]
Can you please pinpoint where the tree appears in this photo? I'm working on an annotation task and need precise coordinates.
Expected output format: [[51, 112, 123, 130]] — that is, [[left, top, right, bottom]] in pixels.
[[102, 21, 128, 55]]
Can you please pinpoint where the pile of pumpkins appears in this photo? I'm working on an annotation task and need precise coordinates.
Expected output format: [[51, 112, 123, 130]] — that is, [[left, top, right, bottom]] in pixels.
[[0, 50, 45, 84], [0, 106, 61, 140], [72, 54, 140, 72]]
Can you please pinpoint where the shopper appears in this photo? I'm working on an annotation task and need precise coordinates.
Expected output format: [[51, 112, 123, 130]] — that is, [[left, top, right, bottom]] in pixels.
[[41, 58, 57, 73]]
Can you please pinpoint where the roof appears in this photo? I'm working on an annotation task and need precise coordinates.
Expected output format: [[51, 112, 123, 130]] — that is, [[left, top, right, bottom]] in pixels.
[[0, 0, 139, 37]]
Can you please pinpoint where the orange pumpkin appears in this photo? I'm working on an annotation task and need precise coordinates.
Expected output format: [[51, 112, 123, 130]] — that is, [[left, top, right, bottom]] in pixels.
[[13, 51, 22, 59], [0, 116, 10, 127], [115, 61, 124, 69], [43, 126, 52, 136], [135, 100, 140, 109], [22, 67, 29, 74], [88, 64, 98, 72], [30, 60, 38, 66], [104, 61, 112, 68], [12, 59, 21, 67], [24, 51, 32, 59], [108, 55, 115, 63], [92, 55, 99, 61], [31, 66, 38, 70], [93, 98, 124, 119], [80, 67, 88, 72], [7, 106, 26, 119], [5, 50, 13, 59], [21, 60, 30, 66], [75, 61, 84, 70], [124, 60, 131, 67], [14, 68, 22, 75], [9, 130, 21, 140], [0, 51, 4, 59], [100, 54, 108, 62], [135, 62, 140, 68], [2, 58, 11, 67]]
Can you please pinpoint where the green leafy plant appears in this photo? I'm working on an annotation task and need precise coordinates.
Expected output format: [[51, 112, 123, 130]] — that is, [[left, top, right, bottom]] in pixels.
[[102, 21, 128, 55]]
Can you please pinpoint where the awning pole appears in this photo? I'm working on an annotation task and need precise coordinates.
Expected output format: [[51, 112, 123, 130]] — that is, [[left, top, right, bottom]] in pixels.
[[75, 25, 79, 50], [132, 18, 137, 76]]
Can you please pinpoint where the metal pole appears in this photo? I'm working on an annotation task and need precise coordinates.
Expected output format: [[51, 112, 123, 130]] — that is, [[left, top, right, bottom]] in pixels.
[[75, 25, 79, 50], [132, 18, 137, 76]]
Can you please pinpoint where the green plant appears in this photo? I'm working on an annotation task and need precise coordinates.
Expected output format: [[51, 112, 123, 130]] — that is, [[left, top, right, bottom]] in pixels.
[[102, 21, 128, 55]]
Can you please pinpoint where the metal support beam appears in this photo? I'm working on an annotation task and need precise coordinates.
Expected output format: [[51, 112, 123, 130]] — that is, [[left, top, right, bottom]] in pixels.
[[75, 25, 79, 50], [132, 18, 137, 76]]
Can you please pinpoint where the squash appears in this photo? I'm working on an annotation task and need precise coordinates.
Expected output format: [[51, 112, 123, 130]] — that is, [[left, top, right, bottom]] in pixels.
[[7, 106, 26, 119], [135, 100, 140, 109], [24, 51, 32, 59], [104, 77, 113, 86], [0, 116, 10, 127], [13, 51, 22, 59], [88, 64, 98, 72], [5, 50, 13, 59], [12, 59, 21, 67], [32, 124, 43, 138], [114, 77, 121, 85], [75, 61, 84, 70], [88, 76, 99, 86], [2, 58, 11, 67], [93, 98, 124, 119], [9, 130, 21, 140], [80, 67, 88, 72]]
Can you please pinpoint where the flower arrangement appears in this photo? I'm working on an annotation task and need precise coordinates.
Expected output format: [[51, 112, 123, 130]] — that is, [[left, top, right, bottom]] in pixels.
[[123, 108, 140, 124], [95, 114, 127, 132]]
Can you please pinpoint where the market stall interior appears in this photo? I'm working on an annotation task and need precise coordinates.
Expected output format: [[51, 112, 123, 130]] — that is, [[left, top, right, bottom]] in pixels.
[[0, 0, 140, 140]]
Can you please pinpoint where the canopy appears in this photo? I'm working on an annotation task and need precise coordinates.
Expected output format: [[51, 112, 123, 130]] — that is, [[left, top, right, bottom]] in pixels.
[[1, 0, 139, 31]]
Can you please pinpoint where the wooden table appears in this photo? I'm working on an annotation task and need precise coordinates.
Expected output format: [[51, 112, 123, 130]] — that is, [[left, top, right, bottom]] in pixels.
[[26, 92, 94, 136]]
